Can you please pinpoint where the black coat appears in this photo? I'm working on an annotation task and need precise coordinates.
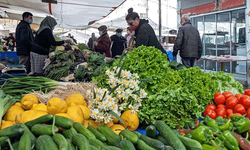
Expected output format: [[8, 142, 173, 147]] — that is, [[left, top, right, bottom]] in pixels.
[[173, 21, 202, 58], [135, 19, 166, 54], [110, 35, 126, 57], [15, 20, 34, 56]]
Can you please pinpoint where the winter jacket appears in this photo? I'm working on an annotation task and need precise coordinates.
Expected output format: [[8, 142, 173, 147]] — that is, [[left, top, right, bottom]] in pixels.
[[95, 33, 111, 57], [173, 21, 202, 58], [31, 28, 64, 55], [87, 36, 97, 50], [135, 19, 166, 54], [110, 35, 126, 57], [15, 20, 34, 56]]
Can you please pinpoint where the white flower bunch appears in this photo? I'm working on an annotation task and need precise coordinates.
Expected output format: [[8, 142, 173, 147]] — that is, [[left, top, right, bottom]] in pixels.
[[87, 67, 147, 124]]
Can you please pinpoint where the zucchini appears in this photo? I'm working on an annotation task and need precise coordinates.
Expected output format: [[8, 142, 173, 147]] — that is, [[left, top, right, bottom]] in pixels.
[[133, 131, 141, 138], [53, 133, 69, 150], [154, 121, 186, 150], [31, 124, 58, 136], [87, 125, 107, 142], [25, 114, 53, 129], [0, 123, 24, 138], [177, 135, 202, 150], [67, 139, 76, 150], [62, 127, 77, 140], [18, 133, 31, 150], [97, 125, 121, 147], [0, 136, 8, 149], [72, 133, 90, 150], [107, 146, 122, 150], [161, 146, 174, 150], [119, 129, 138, 144], [35, 135, 58, 150], [119, 139, 136, 150], [54, 116, 73, 129], [136, 139, 156, 150], [156, 135, 169, 145], [140, 134, 164, 150], [89, 138, 109, 150], [146, 125, 157, 139], [90, 145, 99, 150], [23, 124, 36, 149], [73, 122, 96, 140]]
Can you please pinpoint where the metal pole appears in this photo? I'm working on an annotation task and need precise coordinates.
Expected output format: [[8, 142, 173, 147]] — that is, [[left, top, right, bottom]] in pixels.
[[159, 0, 162, 43], [146, 0, 149, 18]]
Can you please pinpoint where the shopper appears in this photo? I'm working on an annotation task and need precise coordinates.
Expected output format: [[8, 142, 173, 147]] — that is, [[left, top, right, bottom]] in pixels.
[[30, 16, 70, 74], [15, 12, 34, 73], [125, 27, 134, 50], [125, 8, 166, 54], [110, 28, 126, 58], [173, 14, 202, 68], [94, 25, 111, 57], [87, 33, 98, 50]]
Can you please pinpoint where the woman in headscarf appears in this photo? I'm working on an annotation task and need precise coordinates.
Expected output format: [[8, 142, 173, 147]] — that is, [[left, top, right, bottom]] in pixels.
[[30, 16, 69, 74]]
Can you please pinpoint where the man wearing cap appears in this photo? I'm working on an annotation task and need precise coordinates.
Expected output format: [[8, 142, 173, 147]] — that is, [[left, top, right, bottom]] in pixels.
[[110, 28, 126, 58], [94, 25, 111, 57]]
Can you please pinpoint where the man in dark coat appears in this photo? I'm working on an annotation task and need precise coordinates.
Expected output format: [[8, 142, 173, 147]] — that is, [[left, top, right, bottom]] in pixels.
[[173, 14, 202, 68], [15, 12, 34, 73], [110, 28, 126, 58], [94, 25, 111, 57], [87, 33, 97, 50]]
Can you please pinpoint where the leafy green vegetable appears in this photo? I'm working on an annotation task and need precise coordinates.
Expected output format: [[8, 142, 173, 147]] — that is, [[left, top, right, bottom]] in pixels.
[[77, 43, 88, 51], [169, 60, 185, 70]]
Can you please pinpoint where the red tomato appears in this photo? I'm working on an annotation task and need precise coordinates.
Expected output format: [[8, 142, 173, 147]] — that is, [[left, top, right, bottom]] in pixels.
[[223, 92, 234, 99], [206, 104, 216, 111], [226, 109, 233, 115], [226, 96, 238, 109], [247, 108, 250, 118], [214, 93, 226, 105], [216, 108, 227, 118], [203, 108, 217, 119], [240, 95, 250, 109], [217, 104, 226, 111], [232, 113, 242, 116], [245, 89, 250, 96], [245, 117, 249, 119], [235, 94, 243, 100], [233, 104, 246, 115]]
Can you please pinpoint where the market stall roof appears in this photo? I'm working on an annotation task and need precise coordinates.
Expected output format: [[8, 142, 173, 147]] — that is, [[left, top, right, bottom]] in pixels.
[[0, 0, 125, 29]]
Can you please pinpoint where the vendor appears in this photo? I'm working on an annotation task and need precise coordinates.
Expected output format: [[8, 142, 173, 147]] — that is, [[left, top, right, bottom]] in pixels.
[[94, 25, 111, 57], [125, 8, 166, 54]]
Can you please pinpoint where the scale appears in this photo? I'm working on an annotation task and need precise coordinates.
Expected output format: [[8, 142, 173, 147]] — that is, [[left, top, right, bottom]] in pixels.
[[1, 64, 27, 74]]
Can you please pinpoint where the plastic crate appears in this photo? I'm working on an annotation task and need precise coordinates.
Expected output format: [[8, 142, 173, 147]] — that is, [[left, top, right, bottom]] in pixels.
[[0, 52, 19, 65]]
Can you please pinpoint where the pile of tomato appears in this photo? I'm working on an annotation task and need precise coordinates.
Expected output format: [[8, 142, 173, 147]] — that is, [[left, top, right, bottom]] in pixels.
[[203, 90, 250, 119]]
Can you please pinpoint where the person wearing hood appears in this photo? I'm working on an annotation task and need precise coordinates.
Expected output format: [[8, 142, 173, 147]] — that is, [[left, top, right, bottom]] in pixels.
[[173, 14, 202, 68], [94, 25, 111, 57], [125, 8, 166, 54], [30, 16, 70, 74], [110, 28, 126, 58]]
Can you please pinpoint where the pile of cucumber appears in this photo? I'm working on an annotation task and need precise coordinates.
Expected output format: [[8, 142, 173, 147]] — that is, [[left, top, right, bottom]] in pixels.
[[0, 116, 200, 150]]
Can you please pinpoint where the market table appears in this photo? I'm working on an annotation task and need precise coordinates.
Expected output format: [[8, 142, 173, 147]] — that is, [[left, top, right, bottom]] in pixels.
[[200, 56, 250, 71]]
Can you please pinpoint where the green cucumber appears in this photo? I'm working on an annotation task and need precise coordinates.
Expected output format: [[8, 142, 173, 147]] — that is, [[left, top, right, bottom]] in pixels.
[[67, 139, 76, 150], [177, 135, 202, 150], [146, 125, 157, 138], [54, 116, 73, 129], [53, 133, 69, 150], [119, 139, 136, 150], [23, 124, 36, 149], [73, 122, 96, 140], [0, 136, 8, 149], [31, 124, 58, 136], [0, 123, 24, 138], [89, 138, 109, 150], [136, 139, 156, 150], [133, 131, 141, 138], [155, 121, 186, 150], [62, 127, 77, 140], [36, 135, 58, 150], [156, 135, 169, 145], [25, 114, 53, 129], [162, 146, 174, 150], [140, 134, 164, 150], [90, 145, 99, 150], [107, 146, 122, 150], [18, 133, 31, 150], [72, 133, 90, 150], [97, 125, 121, 147], [87, 125, 107, 142], [119, 129, 138, 144]]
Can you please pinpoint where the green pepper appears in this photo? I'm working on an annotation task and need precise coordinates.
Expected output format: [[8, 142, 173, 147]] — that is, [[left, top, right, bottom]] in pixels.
[[214, 137, 225, 148], [211, 140, 225, 150], [202, 144, 218, 150], [191, 126, 213, 144], [231, 115, 250, 134], [216, 116, 228, 126], [206, 119, 218, 127], [198, 121, 204, 127], [207, 127, 222, 136], [184, 133, 192, 138], [204, 115, 213, 124], [218, 130, 239, 150], [228, 122, 233, 131], [218, 120, 230, 131]]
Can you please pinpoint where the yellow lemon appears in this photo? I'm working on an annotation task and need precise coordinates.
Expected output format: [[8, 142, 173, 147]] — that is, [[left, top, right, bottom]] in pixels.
[[113, 117, 119, 124], [104, 121, 114, 128], [110, 124, 125, 135], [31, 103, 47, 112], [65, 93, 87, 106], [79, 105, 91, 120], [0, 120, 15, 130], [21, 94, 39, 110], [67, 103, 84, 124], [120, 110, 139, 131], [83, 120, 102, 129], [4, 104, 24, 122], [55, 113, 71, 119], [15, 110, 48, 123], [14, 102, 22, 107], [47, 97, 67, 115]]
